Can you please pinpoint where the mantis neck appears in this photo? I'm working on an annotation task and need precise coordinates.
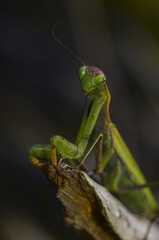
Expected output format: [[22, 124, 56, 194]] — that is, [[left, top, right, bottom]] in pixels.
[[75, 84, 110, 150]]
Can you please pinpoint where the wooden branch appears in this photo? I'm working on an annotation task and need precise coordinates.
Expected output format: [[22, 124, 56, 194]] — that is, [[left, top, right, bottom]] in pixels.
[[42, 163, 159, 240]]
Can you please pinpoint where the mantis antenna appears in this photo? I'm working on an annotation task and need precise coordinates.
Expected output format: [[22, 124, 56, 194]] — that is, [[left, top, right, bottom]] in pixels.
[[52, 22, 144, 71], [100, 63, 146, 70], [52, 20, 86, 66]]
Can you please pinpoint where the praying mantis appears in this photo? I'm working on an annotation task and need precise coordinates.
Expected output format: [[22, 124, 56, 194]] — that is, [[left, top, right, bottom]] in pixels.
[[27, 22, 158, 238]]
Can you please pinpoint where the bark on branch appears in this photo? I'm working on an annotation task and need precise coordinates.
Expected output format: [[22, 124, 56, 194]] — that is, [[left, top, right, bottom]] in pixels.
[[42, 163, 159, 240]]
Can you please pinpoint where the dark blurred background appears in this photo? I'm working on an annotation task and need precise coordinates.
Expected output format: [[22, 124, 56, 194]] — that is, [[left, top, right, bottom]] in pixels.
[[1, 0, 159, 239]]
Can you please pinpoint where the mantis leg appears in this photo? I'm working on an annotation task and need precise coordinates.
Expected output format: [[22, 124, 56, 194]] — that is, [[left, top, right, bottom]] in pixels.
[[118, 180, 159, 193], [40, 184, 60, 217], [27, 144, 51, 168], [94, 134, 103, 174], [27, 134, 105, 169], [50, 135, 87, 168], [50, 134, 105, 169], [51, 146, 58, 168], [76, 133, 103, 169]]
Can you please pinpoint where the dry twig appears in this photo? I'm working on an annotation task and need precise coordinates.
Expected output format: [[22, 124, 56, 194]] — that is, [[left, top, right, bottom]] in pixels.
[[42, 163, 159, 240]]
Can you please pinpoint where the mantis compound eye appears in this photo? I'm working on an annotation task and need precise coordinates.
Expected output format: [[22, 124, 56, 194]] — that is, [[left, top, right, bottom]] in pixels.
[[94, 74, 106, 86], [78, 66, 86, 80]]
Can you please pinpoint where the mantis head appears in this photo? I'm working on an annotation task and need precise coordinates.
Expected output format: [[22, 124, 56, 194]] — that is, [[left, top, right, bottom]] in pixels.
[[78, 66, 106, 93]]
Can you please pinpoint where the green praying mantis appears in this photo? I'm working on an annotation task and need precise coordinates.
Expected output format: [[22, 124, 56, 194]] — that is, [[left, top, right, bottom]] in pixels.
[[27, 22, 158, 238]]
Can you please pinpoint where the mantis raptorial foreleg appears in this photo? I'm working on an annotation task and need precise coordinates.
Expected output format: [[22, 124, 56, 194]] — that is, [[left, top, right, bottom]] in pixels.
[[49, 133, 104, 170]]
